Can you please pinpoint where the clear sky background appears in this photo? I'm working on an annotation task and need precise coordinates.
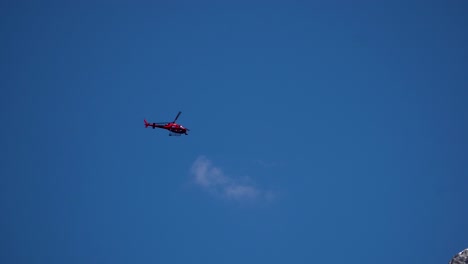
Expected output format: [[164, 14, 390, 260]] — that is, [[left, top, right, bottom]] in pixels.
[[1, 1, 467, 263]]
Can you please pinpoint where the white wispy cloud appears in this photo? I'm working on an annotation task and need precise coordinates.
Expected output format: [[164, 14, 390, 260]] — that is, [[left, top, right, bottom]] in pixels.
[[190, 156, 274, 202]]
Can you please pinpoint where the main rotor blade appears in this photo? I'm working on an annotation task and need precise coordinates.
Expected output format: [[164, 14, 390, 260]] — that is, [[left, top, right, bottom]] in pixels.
[[173, 111, 181, 122]]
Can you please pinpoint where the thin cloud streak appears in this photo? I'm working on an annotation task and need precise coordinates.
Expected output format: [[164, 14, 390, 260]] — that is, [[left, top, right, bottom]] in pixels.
[[190, 156, 274, 201]]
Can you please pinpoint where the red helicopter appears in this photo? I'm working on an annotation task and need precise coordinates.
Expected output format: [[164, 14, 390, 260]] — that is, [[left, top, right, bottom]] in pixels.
[[144, 111, 190, 136]]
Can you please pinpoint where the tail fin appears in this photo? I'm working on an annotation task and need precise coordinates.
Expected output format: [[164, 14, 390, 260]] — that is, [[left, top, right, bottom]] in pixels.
[[144, 119, 149, 128]]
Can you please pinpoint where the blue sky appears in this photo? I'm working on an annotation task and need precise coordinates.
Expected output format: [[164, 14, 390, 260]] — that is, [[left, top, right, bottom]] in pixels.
[[1, 1, 467, 263]]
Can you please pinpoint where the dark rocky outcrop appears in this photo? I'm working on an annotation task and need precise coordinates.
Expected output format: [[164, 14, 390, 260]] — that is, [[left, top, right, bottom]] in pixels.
[[450, 249, 468, 264]]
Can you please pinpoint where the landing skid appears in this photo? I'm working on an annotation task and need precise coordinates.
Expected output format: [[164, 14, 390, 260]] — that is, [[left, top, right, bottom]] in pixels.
[[169, 132, 182, 136]]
